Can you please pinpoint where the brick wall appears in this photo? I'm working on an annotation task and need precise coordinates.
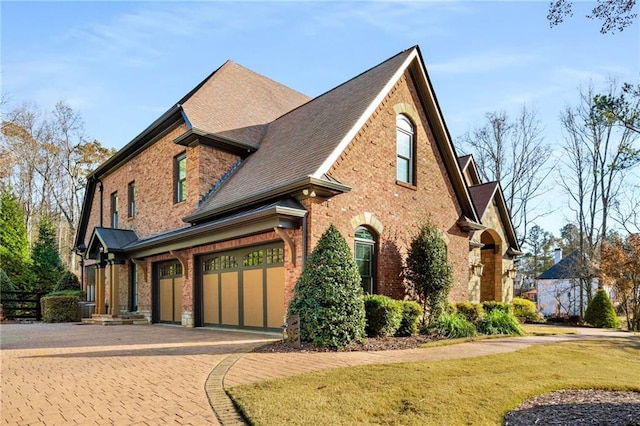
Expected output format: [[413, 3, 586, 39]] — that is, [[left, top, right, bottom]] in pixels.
[[307, 71, 471, 302], [82, 123, 242, 246]]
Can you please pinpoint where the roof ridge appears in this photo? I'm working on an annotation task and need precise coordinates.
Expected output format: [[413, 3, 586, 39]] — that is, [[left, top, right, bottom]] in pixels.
[[263, 46, 418, 128]]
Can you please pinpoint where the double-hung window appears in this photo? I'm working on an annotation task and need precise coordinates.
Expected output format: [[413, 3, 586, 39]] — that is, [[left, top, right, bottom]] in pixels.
[[396, 115, 415, 185]]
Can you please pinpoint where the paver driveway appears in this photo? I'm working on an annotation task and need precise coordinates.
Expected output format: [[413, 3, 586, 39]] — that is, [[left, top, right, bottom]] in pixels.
[[0, 323, 276, 425]]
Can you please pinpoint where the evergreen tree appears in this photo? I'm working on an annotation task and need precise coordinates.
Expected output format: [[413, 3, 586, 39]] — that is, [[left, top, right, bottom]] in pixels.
[[287, 224, 366, 348], [0, 189, 32, 289], [31, 217, 64, 293], [405, 221, 453, 326], [584, 288, 619, 329]]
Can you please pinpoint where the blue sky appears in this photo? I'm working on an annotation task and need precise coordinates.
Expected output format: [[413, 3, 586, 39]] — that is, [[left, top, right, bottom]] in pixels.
[[2, 1, 638, 238]]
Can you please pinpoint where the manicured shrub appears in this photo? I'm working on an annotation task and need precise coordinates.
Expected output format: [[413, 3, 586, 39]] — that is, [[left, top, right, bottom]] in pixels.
[[584, 289, 619, 329], [364, 295, 403, 337], [512, 297, 542, 323], [405, 221, 453, 326], [0, 268, 16, 293], [427, 312, 477, 339], [477, 309, 524, 336], [396, 300, 423, 337], [47, 289, 86, 298], [41, 296, 80, 323], [55, 270, 81, 292], [482, 301, 512, 315], [287, 225, 366, 348], [454, 302, 484, 324]]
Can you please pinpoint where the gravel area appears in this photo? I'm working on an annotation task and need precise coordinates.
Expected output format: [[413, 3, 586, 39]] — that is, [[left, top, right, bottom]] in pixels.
[[504, 390, 640, 425]]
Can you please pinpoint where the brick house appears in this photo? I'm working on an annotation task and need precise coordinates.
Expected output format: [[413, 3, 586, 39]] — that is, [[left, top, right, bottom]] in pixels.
[[75, 45, 520, 330]]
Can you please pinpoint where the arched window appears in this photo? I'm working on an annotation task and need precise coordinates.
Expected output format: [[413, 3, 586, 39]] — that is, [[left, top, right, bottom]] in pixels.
[[354, 226, 377, 294], [396, 115, 415, 185]]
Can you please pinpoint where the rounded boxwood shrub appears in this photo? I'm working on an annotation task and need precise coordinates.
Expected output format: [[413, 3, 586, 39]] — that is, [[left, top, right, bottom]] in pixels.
[[482, 301, 513, 315], [55, 270, 81, 292], [427, 312, 477, 339], [455, 302, 484, 324], [584, 289, 619, 329], [42, 295, 80, 323], [396, 300, 423, 337], [477, 309, 524, 336], [512, 297, 542, 323], [287, 225, 366, 348], [363, 295, 402, 337]]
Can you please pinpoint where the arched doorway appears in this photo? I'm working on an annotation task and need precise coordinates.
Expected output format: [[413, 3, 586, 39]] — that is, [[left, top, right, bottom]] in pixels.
[[480, 230, 503, 302], [354, 226, 377, 294]]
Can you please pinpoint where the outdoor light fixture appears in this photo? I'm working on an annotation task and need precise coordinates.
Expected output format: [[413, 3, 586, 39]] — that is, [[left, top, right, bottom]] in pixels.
[[471, 262, 484, 277]]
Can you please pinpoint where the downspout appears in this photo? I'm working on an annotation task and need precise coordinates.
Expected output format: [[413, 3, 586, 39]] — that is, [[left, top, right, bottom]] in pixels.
[[302, 212, 308, 265], [98, 179, 104, 227]]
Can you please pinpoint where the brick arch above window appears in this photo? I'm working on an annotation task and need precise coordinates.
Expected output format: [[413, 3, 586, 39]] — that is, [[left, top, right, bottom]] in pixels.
[[393, 102, 419, 123], [350, 212, 384, 235]]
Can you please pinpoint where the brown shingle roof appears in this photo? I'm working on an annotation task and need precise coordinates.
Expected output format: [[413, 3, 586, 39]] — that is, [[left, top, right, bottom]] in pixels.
[[187, 47, 416, 220], [469, 182, 499, 217], [181, 61, 311, 147], [457, 154, 472, 171]]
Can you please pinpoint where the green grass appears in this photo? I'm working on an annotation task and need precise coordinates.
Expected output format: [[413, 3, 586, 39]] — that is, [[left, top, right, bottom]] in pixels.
[[521, 324, 578, 336], [419, 324, 576, 348], [228, 337, 640, 425]]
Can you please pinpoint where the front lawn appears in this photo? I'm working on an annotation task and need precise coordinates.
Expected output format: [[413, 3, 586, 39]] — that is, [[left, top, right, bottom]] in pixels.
[[228, 337, 640, 425]]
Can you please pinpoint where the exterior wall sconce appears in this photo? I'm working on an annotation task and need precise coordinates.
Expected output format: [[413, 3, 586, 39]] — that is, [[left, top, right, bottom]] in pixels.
[[506, 266, 517, 279], [471, 262, 484, 277]]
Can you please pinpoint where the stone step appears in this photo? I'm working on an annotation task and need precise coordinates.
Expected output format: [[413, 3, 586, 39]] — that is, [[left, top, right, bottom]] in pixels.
[[82, 316, 149, 326]]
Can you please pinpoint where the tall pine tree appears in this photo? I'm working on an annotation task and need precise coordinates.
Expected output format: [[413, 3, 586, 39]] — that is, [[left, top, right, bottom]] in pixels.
[[0, 190, 32, 289], [31, 217, 64, 293]]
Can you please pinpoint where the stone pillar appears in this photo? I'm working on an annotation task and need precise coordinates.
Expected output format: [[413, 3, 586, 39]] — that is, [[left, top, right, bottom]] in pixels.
[[96, 266, 105, 315], [109, 262, 119, 317]]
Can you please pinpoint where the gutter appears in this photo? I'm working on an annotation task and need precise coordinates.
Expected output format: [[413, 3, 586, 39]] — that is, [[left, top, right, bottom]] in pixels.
[[184, 175, 351, 224]]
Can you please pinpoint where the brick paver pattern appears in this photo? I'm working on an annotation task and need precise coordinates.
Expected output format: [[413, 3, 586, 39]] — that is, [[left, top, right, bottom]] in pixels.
[[0, 324, 275, 426]]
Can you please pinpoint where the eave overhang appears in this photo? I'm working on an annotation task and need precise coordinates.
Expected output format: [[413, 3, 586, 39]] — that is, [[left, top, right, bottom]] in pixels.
[[173, 127, 259, 157], [184, 176, 351, 224], [457, 216, 486, 232], [127, 199, 307, 258], [507, 247, 523, 257]]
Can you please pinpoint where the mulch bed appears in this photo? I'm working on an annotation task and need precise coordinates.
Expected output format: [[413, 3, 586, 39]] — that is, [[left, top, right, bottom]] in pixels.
[[504, 389, 640, 425], [254, 334, 437, 353]]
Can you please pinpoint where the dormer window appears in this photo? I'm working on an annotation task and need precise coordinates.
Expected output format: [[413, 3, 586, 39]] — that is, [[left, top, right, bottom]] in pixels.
[[396, 115, 415, 185]]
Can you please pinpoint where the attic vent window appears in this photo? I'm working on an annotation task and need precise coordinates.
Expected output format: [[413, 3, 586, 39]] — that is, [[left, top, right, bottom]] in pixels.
[[396, 115, 415, 185]]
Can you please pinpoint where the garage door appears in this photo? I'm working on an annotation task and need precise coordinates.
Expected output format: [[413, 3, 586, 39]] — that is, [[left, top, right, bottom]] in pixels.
[[157, 261, 183, 324], [199, 243, 285, 330]]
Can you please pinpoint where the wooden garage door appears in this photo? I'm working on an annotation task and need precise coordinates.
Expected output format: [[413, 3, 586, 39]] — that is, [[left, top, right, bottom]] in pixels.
[[158, 261, 183, 324], [200, 243, 285, 330]]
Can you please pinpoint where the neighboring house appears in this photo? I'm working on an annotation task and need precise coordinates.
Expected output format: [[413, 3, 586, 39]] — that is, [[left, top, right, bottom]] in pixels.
[[74, 46, 520, 330], [537, 250, 600, 317]]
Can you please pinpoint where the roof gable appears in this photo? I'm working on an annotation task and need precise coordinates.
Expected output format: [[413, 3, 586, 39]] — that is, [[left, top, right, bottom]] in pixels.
[[187, 46, 480, 225], [470, 181, 520, 252], [458, 154, 482, 186], [187, 47, 416, 221]]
